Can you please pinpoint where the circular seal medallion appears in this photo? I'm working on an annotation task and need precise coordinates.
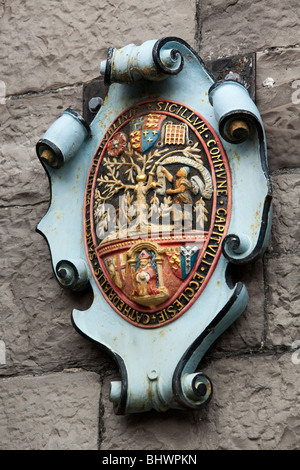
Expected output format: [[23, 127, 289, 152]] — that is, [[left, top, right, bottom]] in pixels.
[[84, 100, 231, 328]]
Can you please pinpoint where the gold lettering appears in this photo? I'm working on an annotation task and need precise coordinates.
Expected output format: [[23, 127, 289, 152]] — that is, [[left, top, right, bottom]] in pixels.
[[195, 122, 209, 134], [123, 304, 132, 316], [184, 286, 195, 298], [108, 291, 115, 301], [217, 208, 227, 216], [215, 214, 226, 223], [211, 153, 223, 163], [214, 223, 226, 232], [167, 305, 176, 317], [193, 117, 203, 127], [187, 112, 195, 123], [180, 107, 188, 118], [217, 180, 227, 190], [207, 139, 217, 148], [127, 309, 136, 320], [174, 299, 184, 312], [211, 235, 222, 244], [209, 147, 220, 156], [214, 163, 225, 171], [94, 267, 102, 277], [168, 103, 178, 113], [97, 271, 105, 282], [142, 314, 150, 324], [189, 280, 200, 290], [193, 272, 205, 283], [207, 244, 219, 253], [201, 259, 212, 266], [103, 284, 110, 293], [204, 250, 216, 259], [157, 311, 166, 323], [162, 308, 169, 320], [175, 105, 183, 115], [135, 311, 142, 323], [179, 292, 190, 303], [86, 235, 93, 245], [112, 295, 120, 306], [117, 300, 124, 311]]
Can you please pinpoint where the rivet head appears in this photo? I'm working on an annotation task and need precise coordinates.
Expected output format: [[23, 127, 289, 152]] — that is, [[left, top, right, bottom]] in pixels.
[[228, 119, 250, 142], [148, 370, 158, 381], [89, 97, 103, 114]]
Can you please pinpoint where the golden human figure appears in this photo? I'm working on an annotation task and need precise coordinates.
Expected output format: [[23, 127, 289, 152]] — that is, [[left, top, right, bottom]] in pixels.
[[160, 166, 193, 229], [133, 250, 160, 297]]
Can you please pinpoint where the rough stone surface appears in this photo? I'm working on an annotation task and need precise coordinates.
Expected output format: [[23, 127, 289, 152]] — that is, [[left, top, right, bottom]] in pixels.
[[0, 204, 111, 377], [198, 0, 300, 61], [208, 259, 265, 353], [0, 370, 101, 450], [101, 354, 300, 450], [265, 254, 300, 347], [0, 0, 196, 96], [256, 48, 300, 171], [0, 87, 83, 206], [267, 173, 300, 254]]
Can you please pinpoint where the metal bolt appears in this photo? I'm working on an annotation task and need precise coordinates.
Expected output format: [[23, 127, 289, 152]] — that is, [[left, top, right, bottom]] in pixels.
[[56, 263, 74, 286], [88, 96, 103, 114], [148, 369, 159, 381], [110, 381, 122, 403], [228, 119, 250, 142], [192, 376, 207, 397], [225, 71, 241, 83], [57, 267, 68, 279], [41, 148, 56, 166], [160, 48, 180, 68]]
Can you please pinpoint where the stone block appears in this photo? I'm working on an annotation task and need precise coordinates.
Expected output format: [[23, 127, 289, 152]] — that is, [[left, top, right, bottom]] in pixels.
[[197, 4, 300, 172], [0, 370, 100, 449], [100, 353, 300, 450], [207, 259, 265, 354], [267, 173, 300, 254], [198, 0, 300, 60], [264, 254, 300, 347], [199, 353, 300, 449], [1, 0, 196, 96], [0, 205, 111, 376], [0, 86, 83, 206]]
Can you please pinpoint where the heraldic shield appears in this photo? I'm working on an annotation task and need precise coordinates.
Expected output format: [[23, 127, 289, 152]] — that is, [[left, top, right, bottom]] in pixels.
[[36, 38, 272, 414]]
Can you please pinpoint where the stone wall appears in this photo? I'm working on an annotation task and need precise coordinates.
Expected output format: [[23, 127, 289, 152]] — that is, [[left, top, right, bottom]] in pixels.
[[0, 0, 299, 450]]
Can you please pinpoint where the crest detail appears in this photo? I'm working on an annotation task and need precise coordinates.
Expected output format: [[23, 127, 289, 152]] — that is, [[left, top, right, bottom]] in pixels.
[[84, 100, 232, 327], [36, 37, 272, 414]]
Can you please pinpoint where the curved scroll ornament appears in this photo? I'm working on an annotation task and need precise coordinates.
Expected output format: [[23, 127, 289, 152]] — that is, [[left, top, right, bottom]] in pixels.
[[209, 79, 273, 265]]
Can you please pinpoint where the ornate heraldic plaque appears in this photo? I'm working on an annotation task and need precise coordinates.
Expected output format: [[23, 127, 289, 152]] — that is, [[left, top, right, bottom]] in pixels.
[[36, 38, 272, 414]]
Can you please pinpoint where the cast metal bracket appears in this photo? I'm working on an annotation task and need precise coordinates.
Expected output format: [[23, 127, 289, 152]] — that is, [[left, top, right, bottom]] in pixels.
[[36, 39, 271, 414]]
